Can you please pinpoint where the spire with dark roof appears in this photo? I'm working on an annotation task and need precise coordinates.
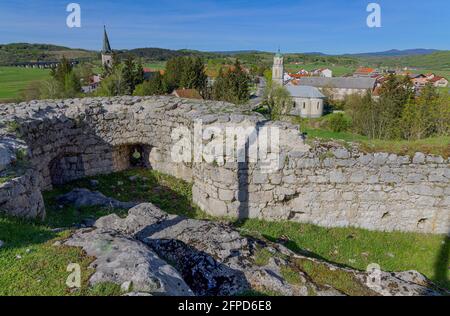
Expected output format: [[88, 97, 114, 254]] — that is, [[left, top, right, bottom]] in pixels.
[[102, 26, 112, 54], [275, 47, 283, 58]]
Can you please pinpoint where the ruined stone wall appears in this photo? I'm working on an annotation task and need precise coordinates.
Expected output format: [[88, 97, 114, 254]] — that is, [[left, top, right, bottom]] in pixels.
[[0, 96, 448, 234], [193, 144, 450, 234]]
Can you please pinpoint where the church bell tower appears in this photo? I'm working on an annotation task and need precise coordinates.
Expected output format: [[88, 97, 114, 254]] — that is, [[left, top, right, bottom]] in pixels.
[[272, 49, 284, 86], [102, 26, 113, 69]]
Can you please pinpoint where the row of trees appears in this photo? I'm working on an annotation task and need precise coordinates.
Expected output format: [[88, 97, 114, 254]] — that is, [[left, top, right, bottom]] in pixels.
[[211, 60, 251, 104], [132, 57, 251, 105], [21, 54, 253, 106], [346, 74, 449, 140]]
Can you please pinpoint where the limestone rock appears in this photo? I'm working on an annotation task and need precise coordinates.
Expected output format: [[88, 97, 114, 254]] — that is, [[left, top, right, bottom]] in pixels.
[[0, 144, 13, 171], [57, 188, 137, 209], [87, 203, 449, 297], [64, 228, 193, 296]]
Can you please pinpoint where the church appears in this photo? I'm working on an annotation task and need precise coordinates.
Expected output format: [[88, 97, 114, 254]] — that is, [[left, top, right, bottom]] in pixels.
[[272, 51, 326, 118], [102, 26, 114, 68]]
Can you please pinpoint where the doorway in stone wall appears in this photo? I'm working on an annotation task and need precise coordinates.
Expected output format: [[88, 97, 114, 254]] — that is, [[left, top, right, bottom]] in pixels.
[[112, 144, 152, 171]]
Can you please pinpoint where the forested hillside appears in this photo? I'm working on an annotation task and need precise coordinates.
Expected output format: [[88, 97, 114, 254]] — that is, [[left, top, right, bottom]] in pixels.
[[0, 43, 97, 65]]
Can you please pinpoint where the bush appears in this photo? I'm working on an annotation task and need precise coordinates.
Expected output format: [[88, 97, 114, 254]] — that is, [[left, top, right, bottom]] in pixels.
[[327, 113, 351, 133]]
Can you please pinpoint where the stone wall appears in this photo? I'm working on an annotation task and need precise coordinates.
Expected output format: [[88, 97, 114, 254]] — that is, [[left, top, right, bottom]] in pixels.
[[0, 96, 448, 234], [192, 144, 450, 234]]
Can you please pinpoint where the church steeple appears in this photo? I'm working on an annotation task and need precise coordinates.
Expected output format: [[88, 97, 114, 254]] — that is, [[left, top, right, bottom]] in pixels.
[[102, 25, 112, 54], [272, 49, 284, 86], [101, 26, 113, 68]]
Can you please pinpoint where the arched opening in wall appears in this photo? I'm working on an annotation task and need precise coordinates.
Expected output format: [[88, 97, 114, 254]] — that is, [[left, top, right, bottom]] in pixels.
[[112, 144, 152, 171], [49, 154, 85, 186]]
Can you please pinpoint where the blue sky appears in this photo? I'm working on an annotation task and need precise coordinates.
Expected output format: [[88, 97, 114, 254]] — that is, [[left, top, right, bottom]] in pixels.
[[0, 0, 448, 54]]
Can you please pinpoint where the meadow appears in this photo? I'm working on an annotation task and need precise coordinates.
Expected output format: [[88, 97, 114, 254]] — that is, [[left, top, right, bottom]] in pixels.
[[0, 67, 49, 102], [0, 169, 448, 295]]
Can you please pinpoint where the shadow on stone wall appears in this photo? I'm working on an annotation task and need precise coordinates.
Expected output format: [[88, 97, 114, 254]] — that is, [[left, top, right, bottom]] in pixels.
[[434, 233, 449, 289], [236, 121, 271, 225]]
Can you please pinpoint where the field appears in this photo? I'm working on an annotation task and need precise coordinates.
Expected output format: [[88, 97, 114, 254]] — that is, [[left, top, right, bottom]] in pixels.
[[0, 169, 448, 295], [285, 63, 356, 77], [144, 62, 166, 70], [0, 67, 50, 102]]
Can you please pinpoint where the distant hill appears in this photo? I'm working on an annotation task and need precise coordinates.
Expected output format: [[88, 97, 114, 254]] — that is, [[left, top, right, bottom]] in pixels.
[[356, 51, 450, 71], [0, 43, 97, 65], [348, 49, 440, 58], [116, 47, 204, 61], [1, 43, 448, 74], [212, 50, 263, 55]]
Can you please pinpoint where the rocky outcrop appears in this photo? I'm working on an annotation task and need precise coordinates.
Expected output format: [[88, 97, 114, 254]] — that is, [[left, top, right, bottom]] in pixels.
[[57, 188, 137, 209], [65, 228, 193, 296], [64, 203, 449, 296], [1, 96, 449, 233]]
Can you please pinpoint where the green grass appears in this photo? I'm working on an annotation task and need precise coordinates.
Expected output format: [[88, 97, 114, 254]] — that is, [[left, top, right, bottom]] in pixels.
[[0, 168, 448, 295], [0, 67, 50, 102], [303, 127, 450, 158], [280, 266, 303, 286], [253, 248, 274, 267], [144, 62, 166, 70], [293, 258, 377, 296], [0, 217, 122, 296], [238, 219, 449, 290], [294, 115, 450, 158]]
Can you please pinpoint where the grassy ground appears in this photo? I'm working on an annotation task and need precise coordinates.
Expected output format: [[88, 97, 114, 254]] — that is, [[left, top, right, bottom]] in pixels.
[[292, 115, 450, 158], [302, 127, 450, 158], [0, 169, 448, 295], [0, 67, 50, 102], [144, 62, 166, 70]]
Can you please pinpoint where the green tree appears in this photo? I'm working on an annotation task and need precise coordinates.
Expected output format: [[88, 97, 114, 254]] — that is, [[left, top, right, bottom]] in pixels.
[[40, 78, 64, 99], [121, 56, 137, 95], [401, 83, 440, 140], [47, 57, 81, 98], [95, 66, 124, 97], [434, 94, 450, 136], [263, 80, 293, 120], [133, 72, 167, 96], [64, 72, 81, 98], [212, 60, 251, 105], [75, 63, 94, 84], [51, 56, 73, 84], [164, 56, 207, 95]]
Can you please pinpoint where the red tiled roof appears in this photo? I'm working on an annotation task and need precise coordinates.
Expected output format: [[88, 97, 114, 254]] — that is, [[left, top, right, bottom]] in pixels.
[[355, 67, 375, 74], [289, 73, 308, 79], [430, 76, 447, 82]]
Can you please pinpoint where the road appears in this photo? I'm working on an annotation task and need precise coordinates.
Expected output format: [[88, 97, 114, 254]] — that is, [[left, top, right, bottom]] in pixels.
[[247, 76, 266, 110]]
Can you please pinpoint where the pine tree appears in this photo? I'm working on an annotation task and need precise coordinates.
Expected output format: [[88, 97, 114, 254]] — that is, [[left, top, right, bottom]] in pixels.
[[51, 56, 73, 85], [121, 56, 136, 95], [211, 60, 250, 105]]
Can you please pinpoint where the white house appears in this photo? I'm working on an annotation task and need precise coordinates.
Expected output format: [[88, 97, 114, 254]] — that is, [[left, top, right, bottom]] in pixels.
[[312, 68, 333, 78]]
